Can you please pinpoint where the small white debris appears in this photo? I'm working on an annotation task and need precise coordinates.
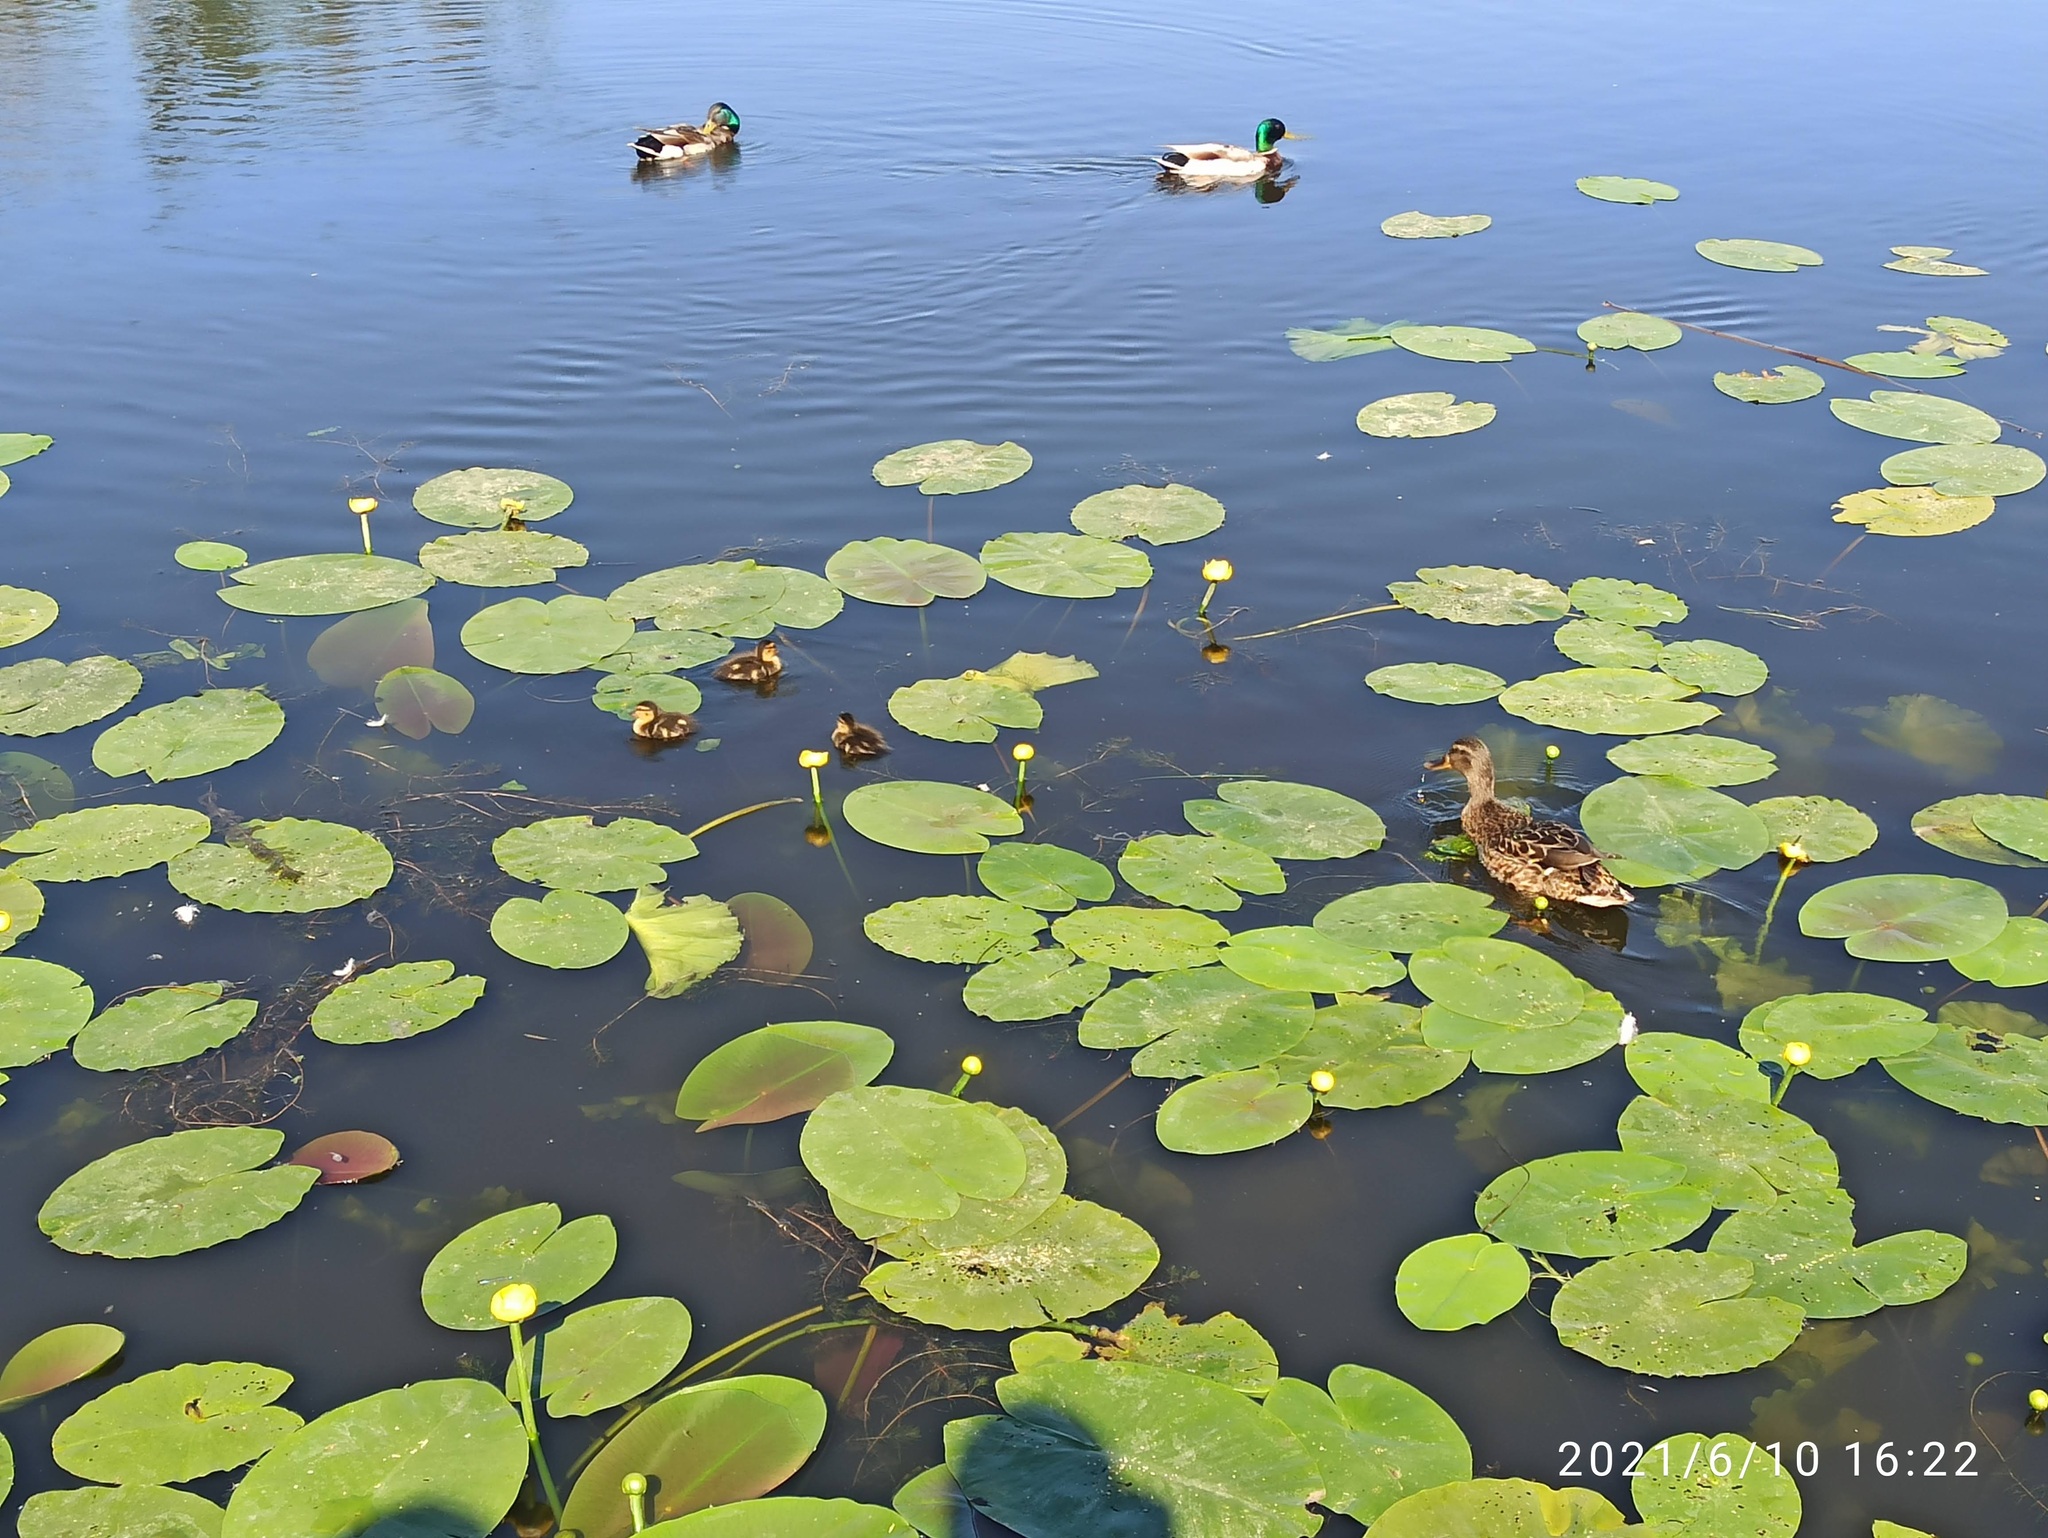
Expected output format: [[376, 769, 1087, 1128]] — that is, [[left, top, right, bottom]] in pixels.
[[173, 904, 201, 926], [975, 783, 991, 793], [1316, 451, 1331, 460], [1617, 1011, 1639, 1045], [331, 958, 360, 980], [365, 714, 389, 728]]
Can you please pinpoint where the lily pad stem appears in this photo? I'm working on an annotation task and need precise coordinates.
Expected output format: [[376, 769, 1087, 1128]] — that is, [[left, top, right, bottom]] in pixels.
[[506, 1319, 564, 1526], [686, 797, 803, 840], [711, 1319, 874, 1381], [1770, 1063, 1799, 1108], [837, 1322, 879, 1410], [1526, 1252, 1571, 1285], [1226, 602, 1401, 642], [1752, 861, 1798, 958]]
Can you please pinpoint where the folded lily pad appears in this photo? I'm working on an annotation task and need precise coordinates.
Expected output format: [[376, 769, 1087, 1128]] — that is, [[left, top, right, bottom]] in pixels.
[[495, 816, 697, 891], [0, 588, 58, 649], [0, 655, 143, 737], [676, 1021, 895, 1130], [1049, 906, 1228, 971], [864, 894, 1046, 964], [964, 947, 1111, 1021], [461, 594, 632, 673], [888, 675, 1040, 743], [1477, 1151, 1713, 1257], [413, 467, 572, 528], [802, 1085, 1028, 1221], [1881, 442, 2046, 497], [872, 440, 1031, 495], [92, 689, 284, 782], [1829, 391, 1999, 445], [976, 842, 1114, 911], [1707, 1189, 1965, 1318], [1578, 312, 1681, 351], [310, 961, 486, 1044], [1577, 175, 1678, 204], [1313, 883, 1505, 952], [0, 957, 94, 1067], [72, 983, 257, 1071], [1752, 795, 1877, 861], [1070, 484, 1225, 544], [1969, 795, 2048, 860], [1832, 485, 1994, 536], [1157, 1067, 1314, 1153], [1696, 238, 1823, 272], [53, 1361, 302, 1485], [39, 1127, 318, 1258], [1356, 392, 1495, 438], [1714, 366, 1826, 404], [1885, 245, 1986, 277], [1554, 618, 1662, 669], [1268, 997, 1463, 1107], [491, 888, 630, 968], [1392, 1234, 1530, 1332], [1605, 735, 1776, 786], [980, 532, 1151, 598], [375, 666, 475, 737], [1364, 662, 1506, 704], [1183, 779, 1386, 860], [1081, 967, 1312, 1078], [842, 780, 1021, 854], [1389, 326, 1534, 363], [1382, 211, 1491, 238], [1390, 565, 1569, 625], [221, 554, 435, 616], [417, 529, 589, 586], [1119, 833, 1285, 912], [2, 803, 211, 881], [1798, 873, 2006, 961], [422, 1202, 618, 1329], [168, 818, 392, 914], [826, 538, 985, 607], [624, 889, 742, 997], [174, 541, 248, 572], [1498, 667, 1718, 734]]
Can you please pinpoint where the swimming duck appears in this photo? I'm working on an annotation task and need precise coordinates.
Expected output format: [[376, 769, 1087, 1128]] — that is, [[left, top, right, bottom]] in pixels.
[[832, 713, 890, 761], [1426, 737, 1634, 908], [629, 700, 697, 744], [1156, 118, 1295, 180], [713, 638, 782, 686], [630, 103, 741, 161]]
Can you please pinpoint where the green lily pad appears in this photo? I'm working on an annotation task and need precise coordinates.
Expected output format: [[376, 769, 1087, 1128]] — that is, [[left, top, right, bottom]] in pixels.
[[1372, 1479, 1628, 1538], [1798, 873, 2007, 961], [1911, 315, 2009, 353], [491, 888, 629, 968], [1391, 565, 1569, 626], [309, 961, 485, 1045], [1270, 997, 1465, 1107], [1834, 485, 1994, 536], [1606, 735, 1776, 786], [422, 1202, 617, 1329], [1881, 443, 2046, 497], [625, 889, 742, 997], [0, 957, 93, 1066], [416, 529, 588, 587], [826, 538, 986, 607], [0, 655, 144, 737], [1578, 312, 1682, 351], [964, 948, 1111, 1020], [39, 1127, 317, 1258], [843, 780, 1022, 855], [1829, 391, 1999, 444], [1498, 667, 1718, 735], [1618, 1091, 1839, 1208], [0, 433, 53, 466], [72, 983, 257, 1071], [1581, 775, 1769, 880], [2, 803, 210, 881], [1696, 238, 1823, 272], [53, 1361, 301, 1485], [980, 531, 1152, 598], [1627, 1032, 1770, 1104], [1313, 883, 1505, 952], [802, 1086, 1027, 1220], [174, 541, 248, 572], [1365, 662, 1506, 704], [461, 594, 633, 673], [1553, 1249, 1802, 1375], [1393, 1234, 1530, 1331], [535, 1296, 694, 1417], [1069, 483, 1225, 544], [220, 1378, 524, 1538], [1357, 392, 1496, 438], [1389, 326, 1536, 363], [1382, 211, 1491, 238], [168, 818, 392, 913], [1753, 796, 1878, 862], [1182, 779, 1387, 860], [1554, 618, 1662, 669], [1156, 1067, 1314, 1153], [1706, 1189, 1965, 1318], [1886, 245, 1987, 276], [91, 689, 284, 782], [0, 588, 58, 649], [888, 675, 1040, 743], [0, 872, 42, 954], [864, 894, 1046, 964], [220, 554, 435, 616], [602, 629, 734, 672], [1118, 833, 1285, 912], [1476, 1150, 1713, 1257], [559, 1376, 826, 1538], [1080, 1309, 1270, 1401], [977, 651, 1099, 691], [1880, 1017, 2048, 1123], [1634, 1432, 1801, 1536], [873, 439, 1031, 494], [1051, 905, 1228, 970], [0, 1323, 126, 1412], [1844, 350, 1966, 378], [494, 816, 696, 891], [1286, 318, 1399, 361], [604, 561, 840, 636], [1080, 968, 1313, 1078], [1970, 795, 2048, 859], [22, 1485, 224, 1538], [591, 671, 700, 720], [1658, 639, 1767, 695], [1409, 937, 1581, 1028], [641, 1499, 910, 1537], [1738, 992, 1934, 1077], [413, 466, 573, 527], [1714, 366, 1826, 404], [976, 842, 1113, 911], [372, 665, 474, 738], [1577, 175, 1678, 204], [0, 751, 72, 821], [1950, 916, 2048, 987], [1569, 577, 1687, 626], [1420, 987, 1624, 1075], [835, 1105, 1065, 1258], [677, 1020, 894, 1130], [1219, 927, 1404, 993]]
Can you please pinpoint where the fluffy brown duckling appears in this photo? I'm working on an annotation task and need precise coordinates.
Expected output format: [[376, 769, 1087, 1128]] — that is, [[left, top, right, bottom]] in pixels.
[[713, 638, 782, 686], [629, 700, 697, 744], [1426, 735, 1634, 908], [832, 713, 890, 761]]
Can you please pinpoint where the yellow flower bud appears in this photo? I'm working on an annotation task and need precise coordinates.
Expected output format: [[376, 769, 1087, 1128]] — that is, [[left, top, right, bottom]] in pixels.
[[348, 496, 379, 516], [622, 1472, 649, 1496], [1201, 558, 1234, 583], [1544, 744, 1561, 760], [961, 1055, 984, 1077], [1531, 894, 1549, 911], [1783, 1041, 1812, 1068], [2031, 1388, 2048, 1413], [490, 1282, 538, 1323], [500, 498, 527, 515], [798, 749, 830, 769], [0, 911, 10, 933], [1201, 642, 1230, 665], [1778, 840, 1809, 864], [1012, 742, 1035, 763], [1309, 1069, 1336, 1095]]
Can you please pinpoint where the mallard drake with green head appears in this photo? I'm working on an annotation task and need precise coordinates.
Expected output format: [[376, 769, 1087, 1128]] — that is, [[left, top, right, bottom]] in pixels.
[[1156, 118, 1295, 179], [1426, 736, 1634, 908], [631, 103, 740, 161]]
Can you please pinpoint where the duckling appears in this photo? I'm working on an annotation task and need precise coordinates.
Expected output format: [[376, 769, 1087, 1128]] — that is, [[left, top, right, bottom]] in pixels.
[[631, 103, 741, 161], [1156, 118, 1296, 180], [832, 713, 890, 761], [629, 700, 697, 744], [1425, 736, 1634, 908], [713, 638, 782, 686]]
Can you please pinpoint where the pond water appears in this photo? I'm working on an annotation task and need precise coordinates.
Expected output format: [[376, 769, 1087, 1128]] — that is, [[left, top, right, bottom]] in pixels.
[[2, 0, 2047, 1532]]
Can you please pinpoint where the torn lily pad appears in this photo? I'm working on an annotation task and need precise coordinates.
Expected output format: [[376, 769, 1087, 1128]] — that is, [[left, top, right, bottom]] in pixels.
[[1356, 392, 1495, 438], [624, 889, 742, 997]]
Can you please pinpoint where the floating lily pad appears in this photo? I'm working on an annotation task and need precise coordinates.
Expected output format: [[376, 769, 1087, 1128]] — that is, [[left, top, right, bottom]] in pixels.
[[865, 894, 1046, 964], [2, 803, 210, 881], [729, 893, 814, 979], [591, 671, 700, 720], [1752, 796, 1877, 862], [1569, 577, 1687, 627], [1313, 883, 1505, 951], [221, 554, 435, 616], [629, 1498, 909, 1538], [490, 888, 630, 968], [0, 1323, 126, 1413], [373, 665, 474, 738], [417, 529, 588, 586], [168, 818, 392, 914], [1881, 443, 2046, 497], [1844, 350, 1965, 379], [843, 781, 1021, 855], [964, 947, 1111, 1020], [873, 440, 1031, 495], [0, 751, 72, 821], [605, 561, 840, 636], [1906, 315, 2008, 355], [1605, 735, 1775, 786], [174, 541, 248, 572], [1049, 906, 1228, 971], [1577, 175, 1678, 204], [23, 1485, 225, 1538], [1286, 318, 1399, 361], [1969, 795, 2048, 860], [1659, 639, 1767, 696], [602, 629, 733, 672], [1182, 779, 1386, 860], [1093, 1304, 1276, 1396], [1357, 392, 1495, 438], [1156, 1067, 1314, 1153], [91, 689, 284, 782], [1618, 1091, 1839, 1208], [980, 531, 1151, 599], [1118, 833, 1285, 912], [1553, 1249, 1802, 1375], [1950, 917, 2048, 987], [1421, 987, 1624, 1075], [1627, 1032, 1769, 1104], [535, 1296, 694, 1417], [803, 1086, 1027, 1220], [977, 651, 1098, 692], [413, 467, 573, 528], [1364, 662, 1506, 704], [54, 1361, 302, 1486], [1578, 312, 1681, 351], [1389, 326, 1535, 363], [39, 1127, 317, 1258], [1498, 667, 1718, 735], [625, 889, 742, 997], [1880, 1017, 2048, 1123], [72, 983, 256, 1071], [1393, 1233, 1530, 1331], [1069, 484, 1225, 544], [1798, 873, 2006, 961], [0, 655, 144, 737], [1885, 245, 1986, 277], [1581, 775, 1769, 880], [1830, 391, 1999, 445], [422, 1202, 617, 1329], [0, 957, 93, 1066], [1714, 366, 1826, 404], [1218, 927, 1404, 993], [1696, 239, 1823, 272], [826, 538, 986, 607], [1477, 1151, 1713, 1257], [1269, 997, 1464, 1107], [1739, 992, 1933, 1077], [976, 843, 1113, 911], [1707, 1189, 1965, 1318], [836, 1105, 1065, 1257], [494, 816, 696, 891], [676, 1021, 894, 1130], [1633, 1432, 1802, 1537], [0, 873, 42, 954], [1554, 618, 1662, 669], [1409, 937, 1582, 1028], [1390, 565, 1570, 625], [1081, 968, 1312, 1079], [1832, 485, 1994, 536], [461, 594, 632, 674], [0, 588, 58, 650], [1372, 1479, 1627, 1538], [888, 675, 1040, 743], [309, 962, 485, 1045], [287, 1130, 399, 1184], [0, 434, 53, 467], [1382, 211, 1491, 239]]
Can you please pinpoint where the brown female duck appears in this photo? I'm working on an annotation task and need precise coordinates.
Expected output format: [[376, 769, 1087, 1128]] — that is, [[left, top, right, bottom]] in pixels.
[[1426, 736, 1633, 907]]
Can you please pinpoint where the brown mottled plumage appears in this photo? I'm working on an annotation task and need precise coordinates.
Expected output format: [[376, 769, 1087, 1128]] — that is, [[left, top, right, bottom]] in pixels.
[[1426, 736, 1634, 908], [631, 103, 740, 161], [630, 700, 697, 743], [713, 638, 781, 686], [832, 713, 889, 761]]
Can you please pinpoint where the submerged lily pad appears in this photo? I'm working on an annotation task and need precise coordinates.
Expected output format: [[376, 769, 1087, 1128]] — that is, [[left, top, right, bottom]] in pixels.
[[677, 1021, 895, 1130], [495, 816, 697, 891], [1183, 779, 1387, 859], [1393, 1234, 1530, 1331], [1753, 795, 1878, 862], [1577, 175, 1678, 204], [1578, 312, 1681, 351], [1798, 873, 2006, 961], [0, 957, 93, 1066], [873, 440, 1031, 495], [843, 781, 1021, 855], [490, 888, 630, 969], [422, 1202, 617, 1329], [1881, 443, 2046, 497], [310, 961, 485, 1045], [1498, 667, 1719, 735], [980, 532, 1151, 598], [1382, 211, 1490, 239], [417, 529, 589, 586], [0, 655, 144, 737], [976, 843, 1114, 911], [174, 541, 248, 572], [864, 895, 1046, 964], [39, 1127, 318, 1258], [1829, 391, 1999, 445], [625, 889, 742, 997], [413, 467, 573, 527], [826, 538, 985, 607], [306, 598, 433, 689], [1476, 1151, 1712, 1257], [221, 554, 435, 616], [1552, 1250, 1802, 1375], [1714, 366, 1826, 404], [1313, 883, 1505, 952], [1619, 1091, 1839, 1208], [461, 594, 632, 674], [1364, 662, 1506, 704], [1553, 618, 1662, 669], [1389, 326, 1535, 363], [91, 689, 284, 782], [1581, 775, 1769, 880], [888, 675, 1040, 743], [1833, 485, 1994, 536], [2, 803, 210, 881], [168, 819, 392, 914], [964, 947, 1111, 1021], [1390, 565, 1570, 625], [1606, 735, 1776, 786], [978, 651, 1098, 692], [1081, 968, 1312, 1079], [1356, 392, 1495, 438], [1069, 483, 1224, 544], [1050, 905, 1228, 971], [72, 984, 256, 1072], [53, 1361, 302, 1486], [1696, 238, 1823, 272], [0, 1323, 126, 1413], [1118, 833, 1285, 912], [1880, 1016, 2048, 1123], [1156, 1067, 1314, 1153], [1707, 1189, 1965, 1318], [1286, 318, 1400, 361]]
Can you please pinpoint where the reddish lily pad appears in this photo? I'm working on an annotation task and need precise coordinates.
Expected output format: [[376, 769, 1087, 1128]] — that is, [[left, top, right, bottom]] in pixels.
[[287, 1131, 401, 1185]]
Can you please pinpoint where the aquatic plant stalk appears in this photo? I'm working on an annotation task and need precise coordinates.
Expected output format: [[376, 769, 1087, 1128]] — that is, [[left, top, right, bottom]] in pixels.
[[686, 796, 802, 840], [837, 1322, 879, 1410], [622, 1472, 649, 1533], [1011, 743, 1034, 806], [1226, 601, 1400, 642], [494, 1295, 563, 1527]]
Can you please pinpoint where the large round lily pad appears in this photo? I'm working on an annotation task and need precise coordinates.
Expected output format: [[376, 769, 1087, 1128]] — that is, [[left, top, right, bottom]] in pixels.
[[39, 1127, 318, 1258], [1499, 668, 1719, 735], [1797, 873, 2006, 961], [417, 529, 588, 586], [220, 554, 435, 616], [1080, 968, 1312, 1079], [1695, 238, 1823, 272], [842, 781, 1021, 855], [1156, 1067, 1314, 1153], [1606, 735, 1775, 786], [2, 803, 210, 881], [1069, 484, 1224, 544], [1577, 175, 1678, 204], [21, 1485, 225, 1538], [1393, 1234, 1529, 1331], [1553, 618, 1662, 669], [976, 842, 1114, 911], [168, 819, 392, 914], [1264, 1366, 1473, 1522], [1365, 662, 1506, 704], [490, 888, 630, 968], [1357, 392, 1496, 438], [413, 467, 572, 527], [1185, 779, 1387, 860], [1551, 1250, 1803, 1375], [1714, 366, 1826, 404], [607, 562, 784, 635], [91, 689, 284, 782], [1269, 998, 1462, 1107], [72, 983, 257, 1072], [801, 1086, 1027, 1221], [1829, 391, 2000, 445], [1881, 443, 2045, 497], [494, 816, 696, 891], [888, 675, 1040, 743], [980, 532, 1152, 598], [1389, 565, 1569, 624], [826, 539, 986, 607], [0, 957, 93, 1067], [1738, 992, 1934, 1077], [422, 1202, 617, 1329], [1314, 883, 1505, 952], [873, 440, 1031, 495], [1409, 937, 1581, 1028], [53, 1361, 302, 1485], [1219, 927, 1404, 993], [461, 594, 632, 673], [1633, 1432, 1802, 1537], [1050, 905, 1228, 970], [1578, 312, 1681, 351], [1117, 834, 1285, 912], [1880, 1016, 2048, 1123], [1752, 795, 1878, 862], [1476, 1151, 1712, 1257], [1569, 577, 1687, 626], [1658, 639, 1768, 696], [1389, 326, 1535, 363], [310, 961, 486, 1045], [964, 947, 1111, 1021], [676, 1021, 894, 1130], [864, 894, 1046, 964], [1706, 1189, 1965, 1318], [1581, 775, 1769, 881], [0, 656, 144, 737]]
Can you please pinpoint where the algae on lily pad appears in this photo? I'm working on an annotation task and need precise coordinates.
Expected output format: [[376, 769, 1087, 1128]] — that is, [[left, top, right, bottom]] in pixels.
[[309, 961, 485, 1045], [803, 1086, 1029, 1221], [39, 1127, 318, 1258], [1696, 238, 1823, 272], [1381, 211, 1491, 238], [964, 947, 1111, 1021], [53, 1361, 302, 1486], [461, 594, 632, 674], [413, 467, 573, 528], [1577, 175, 1678, 204], [91, 689, 284, 782], [1049, 905, 1228, 971], [2, 803, 210, 881], [980, 531, 1151, 599], [168, 818, 392, 913], [976, 842, 1113, 911], [1798, 873, 2006, 962], [1833, 485, 1994, 536], [1881, 442, 2046, 497], [1829, 391, 1999, 445], [1070, 483, 1224, 544], [490, 887, 630, 968], [1182, 779, 1387, 859], [873, 439, 1031, 495], [1880, 1016, 2048, 1124], [1080, 967, 1312, 1079], [1476, 1150, 1713, 1257], [1357, 392, 1495, 438], [676, 1021, 895, 1130], [72, 983, 256, 1072], [417, 529, 589, 587], [0, 655, 144, 737], [1714, 366, 1826, 404], [534, 1295, 694, 1418], [1707, 1189, 1965, 1318], [842, 780, 1021, 855], [624, 889, 742, 997], [1156, 1067, 1314, 1153], [1553, 618, 1662, 669], [0, 957, 94, 1067], [888, 675, 1039, 743], [1393, 1233, 1530, 1331], [1578, 312, 1681, 351], [1389, 326, 1535, 363], [495, 815, 696, 891], [1618, 1091, 1838, 1208], [422, 1202, 618, 1329], [1093, 1304, 1276, 1396], [864, 894, 1046, 964], [1313, 882, 1505, 952], [1499, 667, 1718, 735], [1738, 992, 1934, 1077], [826, 538, 985, 607], [1118, 833, 1285, 912], [1580, 775, 1769, 881], [220, 554, 434, 616], [1390, 564, 1569, 625], [1365, 662, 1506, 704], [1606, 735, 1776, 786], [1552, 1250, 1803, 1375], [0, 588, 58, 649]]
